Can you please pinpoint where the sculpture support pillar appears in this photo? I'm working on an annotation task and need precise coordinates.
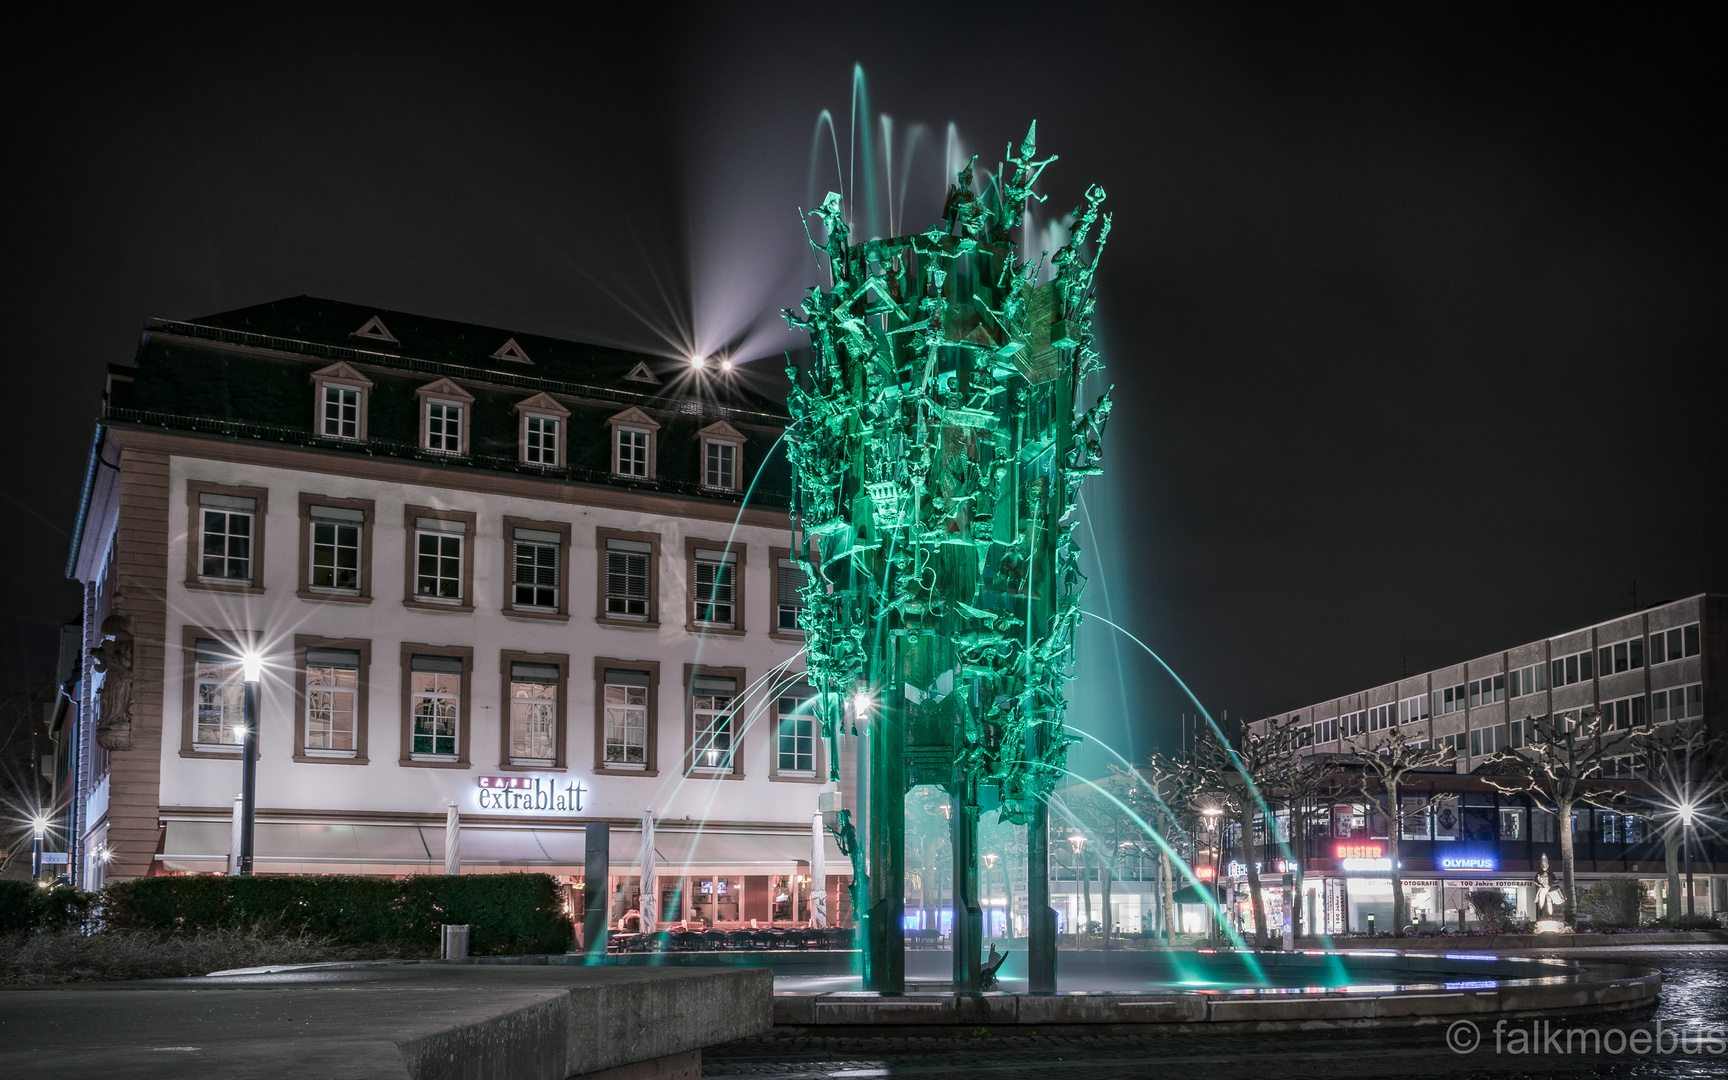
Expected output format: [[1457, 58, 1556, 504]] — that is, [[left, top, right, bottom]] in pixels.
[[1028, 795, 1057, 992], [951, 777, 982, 991], [864, 695, 905, 992]]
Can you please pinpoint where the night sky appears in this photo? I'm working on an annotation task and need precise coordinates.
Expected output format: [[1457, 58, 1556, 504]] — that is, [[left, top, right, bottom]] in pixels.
[[1, 6, 1720, 766]]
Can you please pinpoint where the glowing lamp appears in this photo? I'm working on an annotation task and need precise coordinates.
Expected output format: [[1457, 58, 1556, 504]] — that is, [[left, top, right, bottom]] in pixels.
[[720, 358, 733, 372], [31, 815, 49, 838], [240, 650, 264, 683], [1068, 833, 1086, 855], [851, 689, 872, 718]]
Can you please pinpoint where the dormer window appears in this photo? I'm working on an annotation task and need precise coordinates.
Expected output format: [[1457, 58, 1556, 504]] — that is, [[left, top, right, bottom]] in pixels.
[[414, 378, 474, 457], [512, 393, 570, 468], [309, 362, 372, 442], [695, 421, 745, 492], [605, 407, 661, 480]]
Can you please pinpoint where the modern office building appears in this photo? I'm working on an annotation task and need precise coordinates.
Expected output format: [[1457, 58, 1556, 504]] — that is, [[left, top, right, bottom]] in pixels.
[[1240, 594, 1725, 933], [64, 296, 843, 928]]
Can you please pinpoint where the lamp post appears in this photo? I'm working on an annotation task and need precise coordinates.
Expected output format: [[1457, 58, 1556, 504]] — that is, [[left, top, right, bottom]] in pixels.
[[1068, 833, 1087, 933], [1679, 800, 1696, 926], [32, 814, 48, 881], [982, 852, 999, 938], [237, 651, 263, 876], [1201, 808, 1223, 943]]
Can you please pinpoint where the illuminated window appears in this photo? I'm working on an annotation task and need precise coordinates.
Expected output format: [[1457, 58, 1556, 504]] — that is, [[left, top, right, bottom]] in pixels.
[[304, 648, 359, 754], [603, 669, 649, 768], [509, 662, 558, 765], [691, 676, 736, 772], [410, 656, 461, 759], [193, 639, 244, 749]]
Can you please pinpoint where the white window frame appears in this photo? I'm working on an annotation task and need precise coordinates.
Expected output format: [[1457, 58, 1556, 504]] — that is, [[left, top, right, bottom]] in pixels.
[[775, 557, 805, 632], [776, 696, 816, 777], [1650, 622, 1701, 665], [308, 506, 363, 594], [605, 538, 651, 620], [192, 642, 245, 752], [603, 674, 649, 769], [414, 520, 465, 603], [321, 383, 361, 440], [690, 678, 736, 774], [523, 413, 560, 467], [424, 399, 465, 455], [615, 427, 650, 478], [693, 548, 738, 628], [304, 650, 360, 757], [512, 529, 560, 612], [410, 661, 461, 760], [508, 663, 558, 766], [198, 494, 256, 585], [703, 438, 738, 491]]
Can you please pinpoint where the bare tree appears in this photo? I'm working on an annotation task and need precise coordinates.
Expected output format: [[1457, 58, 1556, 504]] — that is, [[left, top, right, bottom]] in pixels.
[[1266, 720, 1348, 940], [1483, 708, 1637, 927], [1174, 718, 1290, 949], [1631, 719, 1722, 925], [1145, 753, 1201, 942], [1348, 727, 1452, 937]]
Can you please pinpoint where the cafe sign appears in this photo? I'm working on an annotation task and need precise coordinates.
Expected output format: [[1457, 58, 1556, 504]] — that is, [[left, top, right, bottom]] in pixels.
[[475, 775, 587, 814]]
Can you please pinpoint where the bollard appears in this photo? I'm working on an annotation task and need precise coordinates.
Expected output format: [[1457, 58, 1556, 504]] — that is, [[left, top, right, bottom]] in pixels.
[[441, 923, 470, 960]]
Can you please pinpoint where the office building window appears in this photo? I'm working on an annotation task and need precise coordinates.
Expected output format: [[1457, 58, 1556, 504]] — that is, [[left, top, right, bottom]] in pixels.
[[309, 506, 363, 593], [691, 676, 736, 772], [1601, 695, 1647, 730], [523, 415, 559, 466], [1397, 695, 1428, 725], [693, 547, 738, 628], [322, 384, 360, 439], [513, 529, 560, 611], [1509, 662, 1547, 698], [1652, 683, 1703, 724], [415, 519, 464, 602], [1498, 807, 1524, 840], [1433, 683, 1467, 716], [605, 538, 652, 619], [193, 639, 245, 749], [199, 494, 256, 583], [1552, 649, 1593, 688], [410, 656, 462, 758], [1341, 710, 1365, 736], [704, 439, 737, 490], [1598, 636, 1644, 675], [777, 696, 816, 776], [1467, 674, 1505, 709], [304, 648, 359, 754], [509, 662, 559, 764], [616, 428, 649, 478], [1650, 623, 1701, 665]]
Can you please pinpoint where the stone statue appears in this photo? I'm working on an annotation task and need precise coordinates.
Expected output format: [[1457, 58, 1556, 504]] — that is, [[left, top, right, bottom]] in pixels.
[[1534, 852, 1564, 916], [92, 613, 134, 751]]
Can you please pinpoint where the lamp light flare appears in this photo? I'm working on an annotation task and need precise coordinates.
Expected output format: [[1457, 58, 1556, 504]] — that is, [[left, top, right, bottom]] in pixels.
[[851, 689, 873, 718], [240, 651, 264, 683]]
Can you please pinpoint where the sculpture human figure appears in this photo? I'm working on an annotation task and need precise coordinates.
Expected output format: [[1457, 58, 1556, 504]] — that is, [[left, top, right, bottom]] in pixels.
[[91, 613, 134, 751], [1534, 852, 1565, 916]]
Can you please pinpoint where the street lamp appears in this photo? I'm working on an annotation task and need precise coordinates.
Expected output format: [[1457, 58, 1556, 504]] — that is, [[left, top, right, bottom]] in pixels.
[[1200, 808, 1224, 941], [982, 852, 1000, 938], [1678, 800, 1697, 925], [31, 814, 49, 881], [237, 650, 263, 876]]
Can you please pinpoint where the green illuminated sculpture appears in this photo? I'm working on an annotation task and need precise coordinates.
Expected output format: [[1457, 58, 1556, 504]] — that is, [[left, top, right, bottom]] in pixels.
[[785, 125, 1112, 992]]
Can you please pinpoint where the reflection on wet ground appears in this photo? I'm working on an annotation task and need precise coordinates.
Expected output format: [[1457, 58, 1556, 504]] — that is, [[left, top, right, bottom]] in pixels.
[[713, 946, 1728, 1079]]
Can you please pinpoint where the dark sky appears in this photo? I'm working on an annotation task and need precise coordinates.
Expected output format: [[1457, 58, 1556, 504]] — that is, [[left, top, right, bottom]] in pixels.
[[1, 5, 1720, 765]]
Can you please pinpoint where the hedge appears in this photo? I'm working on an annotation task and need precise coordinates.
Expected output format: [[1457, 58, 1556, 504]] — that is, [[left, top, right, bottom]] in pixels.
[[103, 874, 571, 955], [0, 881, 94, 934]]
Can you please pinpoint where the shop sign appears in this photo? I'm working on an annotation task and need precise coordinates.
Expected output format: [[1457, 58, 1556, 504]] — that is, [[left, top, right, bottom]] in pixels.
[[1439, 854, 1497, 871], [1341, 857, 1392, 872], [1195, 865, 1216, 880], [1225, 859, 1297, 879], [475, 775, 588, 813], [1335, 842, 1383, 860]]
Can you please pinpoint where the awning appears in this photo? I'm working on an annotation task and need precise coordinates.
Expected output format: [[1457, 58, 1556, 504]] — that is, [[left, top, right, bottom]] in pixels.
[[159, 819, 844, 877], [1172, 884, 1215, 905]]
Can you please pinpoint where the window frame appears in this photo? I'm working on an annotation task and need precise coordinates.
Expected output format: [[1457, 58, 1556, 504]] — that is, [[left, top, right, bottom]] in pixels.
[[595, 527, 661, 628], [402, 505, 477, 613], [296, 493, 374, 604], [184, 481, 269, 595], [1649, 622, 1701, 665], [694, 420, 746, 492], [703, 438, 739, 491], [769, 545, 807, 642], [769, 684, 825, 783], [685, 537, 747, 636], [605, 407, 661, 480], [292, 635, 370, 764], [179, 626, 260, 759], [502, 516, 571, 622], [308, 361, 372, 443], [499, 650, 569, 770], [414, 378, 475, 457], [683, 663, 746, 779], [398, 643, 473, 768], [513, 392, 570, 468], [593, 657, 660, 776]]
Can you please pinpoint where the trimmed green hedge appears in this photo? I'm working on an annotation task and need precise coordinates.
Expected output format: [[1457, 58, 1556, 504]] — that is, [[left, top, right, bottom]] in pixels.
[[103, 874, 571, 955], [0, 881, 94, 933]]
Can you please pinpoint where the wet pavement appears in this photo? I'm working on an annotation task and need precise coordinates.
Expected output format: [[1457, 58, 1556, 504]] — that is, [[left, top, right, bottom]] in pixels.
[[706, 946, 1728, 1078]]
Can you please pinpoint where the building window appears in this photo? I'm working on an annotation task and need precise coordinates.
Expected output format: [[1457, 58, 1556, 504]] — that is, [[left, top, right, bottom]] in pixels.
[[1498, 807, 1524, 840], [616, 428, 649, 478], [1432, 683, 1467, 716], [704, 439, 737, 490], [322, 384, 360, 439], [410, 656, 462, 759], [1509, 662, 1547, 698], [309, 506, 363, 593], [509, 662, 559, 765], [776, 557, 805, 632], [693, 547, 738, 628], [304, 648, 359, 755], [605, 538, 652, 619], [1551, 649, 1594, 687], [691, 676, 736, 773], [1467, 674, 1505, 709], [1598, 637, 1645, 675], [1397, 694, 1428, 725], [524, 415, 559, 466], [199, 494, 256, 583], [193, 639, 245, 749], [1650, 623, 1701, 664], [425, 401, 464, 454], [415, 518, 464, 602], [603, 669, 650, 769], [1652, 683, 1703, 723], [777, 696, 815, 776], [1601, 695, 1647, 730], [513, 529, 560, 611]]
